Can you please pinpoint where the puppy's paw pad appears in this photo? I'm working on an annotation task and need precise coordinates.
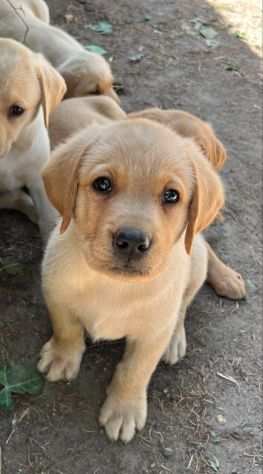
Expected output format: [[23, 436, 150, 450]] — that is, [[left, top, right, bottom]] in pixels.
[[163, 326, 187, 365], [99, 392, 147, 443], [38, 338, 83, 382], [214, 268, 246, 300]]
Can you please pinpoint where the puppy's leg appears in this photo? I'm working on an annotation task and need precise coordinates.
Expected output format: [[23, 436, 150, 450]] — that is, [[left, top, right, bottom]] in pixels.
[[163, 235, 208, 365], [99, 329, 173, 443], [162, 305, 187, 365], [206, 243, 246, 300], [38, 303, 85, 382], [28, 178, 58, 243], [0, 190, 38, 223]]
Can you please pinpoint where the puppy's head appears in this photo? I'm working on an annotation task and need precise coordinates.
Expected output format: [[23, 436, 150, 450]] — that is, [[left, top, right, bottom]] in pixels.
[[0, 39, 66, 157], [43, 120, 224, 280], [58, 51, 119, 103]]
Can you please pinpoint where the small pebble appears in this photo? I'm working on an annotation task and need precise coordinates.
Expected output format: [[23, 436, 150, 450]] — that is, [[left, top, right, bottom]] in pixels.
[[161, 446, 174, 458], [216, 414, 226, 424]]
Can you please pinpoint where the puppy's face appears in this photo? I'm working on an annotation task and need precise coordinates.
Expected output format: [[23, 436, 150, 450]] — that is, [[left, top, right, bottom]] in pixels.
[[43, 120, 224, 280], [58, 52, 119, 103], [0, 39, 66, 157]]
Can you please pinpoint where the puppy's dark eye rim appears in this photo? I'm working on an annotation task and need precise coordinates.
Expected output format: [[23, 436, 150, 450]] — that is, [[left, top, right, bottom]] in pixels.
[[92, 176, 113, 194], [8, 104, 25, 117], [162, 188, 180, 204]]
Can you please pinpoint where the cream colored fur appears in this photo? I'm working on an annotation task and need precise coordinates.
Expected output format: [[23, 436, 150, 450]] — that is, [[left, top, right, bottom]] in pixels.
[[0, 0, 118, 101], [0, 38, 66, 241], [38, 120, 228, 442]]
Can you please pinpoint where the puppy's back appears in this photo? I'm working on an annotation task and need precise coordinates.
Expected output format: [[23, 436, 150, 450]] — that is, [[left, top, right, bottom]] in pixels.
[[129, 108, 227, 171], [49, 96, 126, 149]]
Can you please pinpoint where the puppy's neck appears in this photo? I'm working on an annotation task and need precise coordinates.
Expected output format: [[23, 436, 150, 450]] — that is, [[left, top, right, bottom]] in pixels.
[[13, 106, 46, 153]]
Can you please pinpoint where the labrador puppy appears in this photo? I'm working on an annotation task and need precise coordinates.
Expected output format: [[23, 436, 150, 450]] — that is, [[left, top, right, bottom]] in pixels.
[[0, 38, 66, 241], [48, 96, 246, 299], [0, 0, 118, 101], [38, 119, 238, 442]]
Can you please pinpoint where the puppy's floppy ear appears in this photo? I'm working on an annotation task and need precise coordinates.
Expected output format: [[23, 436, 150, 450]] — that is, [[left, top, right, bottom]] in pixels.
[[42, 138, 83, 233], [36, 54, 67, 128], [195, 124, 228, 171], [42, 127, 101, 233], [185, 144, 225, 254]]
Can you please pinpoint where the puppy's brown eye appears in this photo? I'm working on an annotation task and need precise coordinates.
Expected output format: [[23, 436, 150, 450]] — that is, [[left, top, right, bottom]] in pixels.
[[9, 104, 25, 118], [92, 177, 112, 194], [162, 189, 180, 204]]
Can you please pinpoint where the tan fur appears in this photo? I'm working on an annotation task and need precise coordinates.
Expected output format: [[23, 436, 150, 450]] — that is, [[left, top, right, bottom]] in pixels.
[[0, 38, 66, 241], [129, 108, 228, 171], [49, 96, 126, 149], [0, 0, 117, 101], [39, 119, 226, 442], [48, 96, 246, 299]]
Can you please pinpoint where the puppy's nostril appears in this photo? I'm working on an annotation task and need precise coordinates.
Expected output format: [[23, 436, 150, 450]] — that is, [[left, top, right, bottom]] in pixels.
[[138, 238, 151, 253], [116, 239, 129, 250]]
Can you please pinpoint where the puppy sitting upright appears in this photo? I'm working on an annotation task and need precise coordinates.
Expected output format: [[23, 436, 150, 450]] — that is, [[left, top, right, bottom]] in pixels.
[[39, 119, 224, 442], [0, 39, 66, 240]]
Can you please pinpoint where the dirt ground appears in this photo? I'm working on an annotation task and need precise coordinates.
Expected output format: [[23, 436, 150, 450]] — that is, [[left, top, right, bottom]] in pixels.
[[0, 0, 262, 473]]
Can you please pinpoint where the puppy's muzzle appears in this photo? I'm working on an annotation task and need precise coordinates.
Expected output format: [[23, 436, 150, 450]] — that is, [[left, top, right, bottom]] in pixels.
[[113, 227, 152, 261]]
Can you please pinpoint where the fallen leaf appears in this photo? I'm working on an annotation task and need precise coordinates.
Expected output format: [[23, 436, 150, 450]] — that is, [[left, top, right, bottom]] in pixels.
[[85, 44, 107, 55], [224, 62, 240, 72], [189, 18, 219, 48], [128, 52, 144, 63], [143, 15, 151, 22], [207, 455, 220, 472], [0, 364, 44, 411], [88, 20, 112, 35], [0, 262, 24, 276], [199, 24, 218, 40]]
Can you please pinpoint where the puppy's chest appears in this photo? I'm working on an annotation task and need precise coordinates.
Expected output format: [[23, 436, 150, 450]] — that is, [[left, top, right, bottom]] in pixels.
[[72, 281, 174, 342], [0, 148, 37, 190], [75, 288, 140, 341], [0, 152, 22, 190]]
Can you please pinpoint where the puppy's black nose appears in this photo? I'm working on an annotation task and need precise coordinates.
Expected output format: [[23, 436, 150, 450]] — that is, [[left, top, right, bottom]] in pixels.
[[113, 227, 152, 258]]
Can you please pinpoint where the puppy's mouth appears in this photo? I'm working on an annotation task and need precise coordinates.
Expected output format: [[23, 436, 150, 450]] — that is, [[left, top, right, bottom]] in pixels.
[[110, 262, 150, 278]]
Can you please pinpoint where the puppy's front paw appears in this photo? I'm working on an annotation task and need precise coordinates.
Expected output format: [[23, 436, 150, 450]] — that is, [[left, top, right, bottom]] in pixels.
[[38, 337, 84, 382], [212, 266, 246, 300], [99, 390, 147, 443], [163, 325, 187, 365]]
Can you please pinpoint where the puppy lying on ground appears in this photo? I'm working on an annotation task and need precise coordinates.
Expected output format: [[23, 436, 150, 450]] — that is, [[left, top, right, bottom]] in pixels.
[[39, 119, 241, 442], [0, 0, 118, 101], [48, 96, 246, 299], [0, 39, 66, 241]]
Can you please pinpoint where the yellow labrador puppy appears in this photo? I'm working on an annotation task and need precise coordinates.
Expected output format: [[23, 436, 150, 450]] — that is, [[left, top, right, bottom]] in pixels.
[[0, 0, 118, 101], [0, 39, 66, 240], [39, 119, 229, 442], [48, 96, 246, 299]]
